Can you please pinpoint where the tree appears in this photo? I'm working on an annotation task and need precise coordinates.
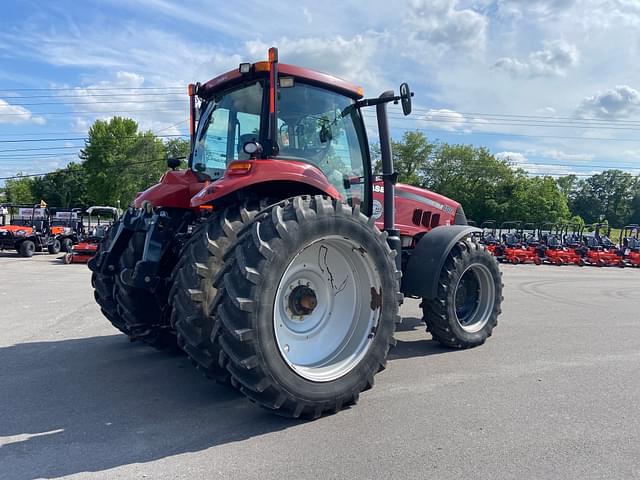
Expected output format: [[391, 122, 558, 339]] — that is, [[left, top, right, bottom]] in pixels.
[[372, 130, 433, 185], [32, 163, 88, 208], [80, 117, 166, 207], [165, 138, 190, 167], [571, 170, 636, 226], [425, 142, 523, 222], [4, 175, 36, 204]]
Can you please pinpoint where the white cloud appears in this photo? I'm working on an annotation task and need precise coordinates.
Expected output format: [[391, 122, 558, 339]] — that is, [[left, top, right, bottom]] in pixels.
[[496, 0, 576, 19], [495, 151, 528, 164], [576, 85, 640, 118], [404, 0, 488, 55], [418, 108, 469, 131], [495, 40, 579, 77], [0, 99, 46, 125], [246, 35, 383, 92]]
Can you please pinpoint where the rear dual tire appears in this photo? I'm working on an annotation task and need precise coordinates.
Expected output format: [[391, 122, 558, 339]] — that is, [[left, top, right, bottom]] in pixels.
[[169, 200, 268, 381], [218, 196, 401, 418], [184, 196, 401, 418], [114, 231, 177, 350]]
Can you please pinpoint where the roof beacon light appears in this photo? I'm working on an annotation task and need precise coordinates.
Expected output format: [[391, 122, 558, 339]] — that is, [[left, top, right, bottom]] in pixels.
[[239, 63, 251, 74]]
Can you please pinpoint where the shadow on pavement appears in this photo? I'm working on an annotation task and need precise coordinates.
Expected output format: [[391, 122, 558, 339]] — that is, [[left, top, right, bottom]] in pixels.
[[0, 317, 454, 479], [0, 335, 296, 479]]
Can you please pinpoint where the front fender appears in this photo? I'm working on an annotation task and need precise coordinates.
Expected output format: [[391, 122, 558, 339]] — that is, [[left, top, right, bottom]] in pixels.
[[401, 225, 481, 299]]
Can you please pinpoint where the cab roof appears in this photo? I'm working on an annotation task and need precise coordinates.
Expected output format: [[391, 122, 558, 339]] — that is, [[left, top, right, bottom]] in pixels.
[[199, 63, 364, 100]]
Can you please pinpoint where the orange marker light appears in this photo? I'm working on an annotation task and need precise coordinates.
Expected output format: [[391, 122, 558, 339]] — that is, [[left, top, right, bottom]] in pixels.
[[227, 161, 253, 175]]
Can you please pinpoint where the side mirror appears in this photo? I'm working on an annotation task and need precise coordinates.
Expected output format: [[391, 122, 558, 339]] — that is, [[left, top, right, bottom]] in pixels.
[[167, 157, 182, 170], [399, 82, 413, 116]]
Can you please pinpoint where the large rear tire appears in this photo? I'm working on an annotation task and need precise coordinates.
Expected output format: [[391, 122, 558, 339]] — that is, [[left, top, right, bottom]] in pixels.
[[215, 196, 401, 418], [114, 231, 177, 350], [169, 200, 267, 381], [422, 239, 502, 349]]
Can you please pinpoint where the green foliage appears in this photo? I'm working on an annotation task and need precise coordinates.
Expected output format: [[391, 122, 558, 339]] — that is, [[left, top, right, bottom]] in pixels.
[[32, 162, 88, 208], [80, 117, 166, 207], [570, 170, 637, 226], [4, 175, 36, 204]]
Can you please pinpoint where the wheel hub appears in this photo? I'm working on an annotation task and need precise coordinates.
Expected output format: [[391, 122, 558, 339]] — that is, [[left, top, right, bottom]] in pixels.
[[287, 285, 318, 317]]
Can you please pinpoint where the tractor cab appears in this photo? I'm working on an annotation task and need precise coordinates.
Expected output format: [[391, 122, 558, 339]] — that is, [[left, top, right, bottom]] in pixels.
[[187, 53, 374, 212]]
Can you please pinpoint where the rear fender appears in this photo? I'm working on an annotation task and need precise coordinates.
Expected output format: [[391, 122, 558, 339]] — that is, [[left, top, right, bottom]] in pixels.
[[190, 159, 341, 208], [401, 225, 481, 299]]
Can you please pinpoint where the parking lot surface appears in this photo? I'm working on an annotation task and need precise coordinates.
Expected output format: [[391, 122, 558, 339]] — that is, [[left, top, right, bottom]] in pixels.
[[1, 252, 640, 479]]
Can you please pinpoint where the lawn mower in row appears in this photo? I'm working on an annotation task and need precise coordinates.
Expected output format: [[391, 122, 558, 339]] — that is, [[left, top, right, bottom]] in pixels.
[[89, 47, 503, 418], [619, 224, 640, 267], [492, 221, 541, 265], [63, 206, 119, 264]]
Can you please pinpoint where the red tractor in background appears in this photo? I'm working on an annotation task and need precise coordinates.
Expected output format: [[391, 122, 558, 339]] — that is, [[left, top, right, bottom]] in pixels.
[[89, 48, 502, 418]]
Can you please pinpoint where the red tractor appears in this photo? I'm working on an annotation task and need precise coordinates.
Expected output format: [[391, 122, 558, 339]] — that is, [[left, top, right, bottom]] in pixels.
[[89, 48, 502, 418]]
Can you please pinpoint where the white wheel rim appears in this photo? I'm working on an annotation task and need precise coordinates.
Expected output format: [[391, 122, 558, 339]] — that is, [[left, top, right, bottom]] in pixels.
[[454, 263, 495, 333], [274, 236, 382, 382]]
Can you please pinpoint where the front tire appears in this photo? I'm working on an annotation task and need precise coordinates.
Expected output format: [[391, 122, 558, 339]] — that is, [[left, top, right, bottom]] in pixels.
[[215, 196, 401, 418], [422, 239, 502, 349]]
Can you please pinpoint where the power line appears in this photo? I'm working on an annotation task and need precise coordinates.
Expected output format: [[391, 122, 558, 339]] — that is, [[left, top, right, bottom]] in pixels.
[[0, 108, 183, 117], [0, 86, 183, 92], [1, 99, 185, 107]]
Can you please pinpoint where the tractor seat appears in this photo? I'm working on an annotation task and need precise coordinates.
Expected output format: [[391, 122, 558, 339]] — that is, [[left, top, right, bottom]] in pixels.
[[547, 236, 560, 248]]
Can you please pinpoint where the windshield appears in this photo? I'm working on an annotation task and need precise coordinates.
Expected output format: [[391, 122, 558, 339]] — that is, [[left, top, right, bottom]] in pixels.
[[192, 81, 264, 179], [276, 82, 368, 208]]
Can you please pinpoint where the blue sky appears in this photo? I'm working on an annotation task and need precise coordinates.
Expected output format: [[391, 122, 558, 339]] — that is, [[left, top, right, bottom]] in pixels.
[[2, 0, 640, 182]]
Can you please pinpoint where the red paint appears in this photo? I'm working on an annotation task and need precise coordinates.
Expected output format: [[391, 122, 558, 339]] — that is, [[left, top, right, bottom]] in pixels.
[[191, 159, 341, 207], [373, 182, 461, 237], [134, 169, 207, 210], [199, 63, 363, 100]]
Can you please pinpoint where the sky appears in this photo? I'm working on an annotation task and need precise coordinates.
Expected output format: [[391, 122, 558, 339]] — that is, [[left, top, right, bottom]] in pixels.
[[2, 0, 640, 182]]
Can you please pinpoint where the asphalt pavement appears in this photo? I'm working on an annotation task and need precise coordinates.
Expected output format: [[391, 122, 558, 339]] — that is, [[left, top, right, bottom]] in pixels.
[[1, 252, 640, 479]]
